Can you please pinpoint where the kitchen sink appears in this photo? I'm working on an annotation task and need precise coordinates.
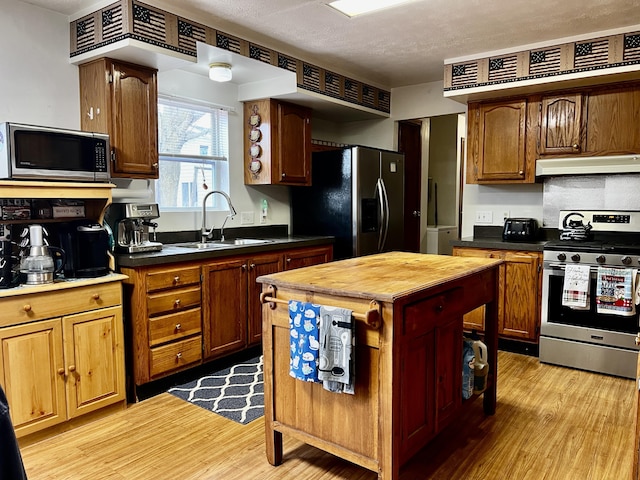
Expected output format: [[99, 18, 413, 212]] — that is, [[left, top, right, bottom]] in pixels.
[[172, 239, 273, 249]]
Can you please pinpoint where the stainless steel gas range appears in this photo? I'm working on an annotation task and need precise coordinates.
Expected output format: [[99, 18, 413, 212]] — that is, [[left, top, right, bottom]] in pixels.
[[540, 210, 640, 379]]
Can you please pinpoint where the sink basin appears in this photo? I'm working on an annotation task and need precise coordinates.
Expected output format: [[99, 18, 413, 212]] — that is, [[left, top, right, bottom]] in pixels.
[[172, 239, 272, 249]]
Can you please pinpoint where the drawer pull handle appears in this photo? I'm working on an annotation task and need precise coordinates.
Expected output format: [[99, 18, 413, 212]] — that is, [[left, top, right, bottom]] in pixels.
[[174, 299, 181, 307], [68, 365, 76, 372], [175, 323, 182, 331], [173, 276, 180, 284], [176, 352, 182, 360], [92, 293, 100, 300], [23, 304, 32, 312]]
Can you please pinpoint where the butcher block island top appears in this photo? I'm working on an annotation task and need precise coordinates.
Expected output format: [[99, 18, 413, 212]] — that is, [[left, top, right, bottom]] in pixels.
[[257, 252, 503, 480]]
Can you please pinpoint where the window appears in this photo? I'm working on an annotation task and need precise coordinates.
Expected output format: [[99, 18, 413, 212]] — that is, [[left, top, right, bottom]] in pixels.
[[155, 95, 230, 210]]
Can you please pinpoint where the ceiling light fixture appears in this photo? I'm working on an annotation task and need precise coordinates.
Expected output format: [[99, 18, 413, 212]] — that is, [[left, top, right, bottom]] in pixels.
[[328, 0, 413, 17], [209, 63, 232, 82]]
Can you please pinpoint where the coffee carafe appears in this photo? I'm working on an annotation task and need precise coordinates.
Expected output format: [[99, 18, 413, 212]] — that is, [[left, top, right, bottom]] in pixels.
[[19, 225, 65, 285], [105, 203, 163, 253]]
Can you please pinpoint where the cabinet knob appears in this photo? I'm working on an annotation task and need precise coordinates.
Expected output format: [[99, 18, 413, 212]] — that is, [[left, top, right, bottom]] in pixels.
[[174, 299, 181, 307], [176, 352, 182, 360], [434, 303, 444, 313], [153, 163, 159, 169], [68, 365, 76, 372], [635, 334, 640, 346], [242, 264, 247, 271], [250, 263, 255, 269], [281, 173, 286, 178], [572, 144, 579, 149], [519, 170, 524, 175], [286, 257, 291, 263], [175, 323, 182, 331], [173, 276, 180, 284], [57, 368, 65, 375], [92, 293, 100, 300], [23, 304, 32, 312]]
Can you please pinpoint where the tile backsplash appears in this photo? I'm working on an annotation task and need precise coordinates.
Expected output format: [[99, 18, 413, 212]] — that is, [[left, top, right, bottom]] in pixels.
[[543, 174, 640, 227]]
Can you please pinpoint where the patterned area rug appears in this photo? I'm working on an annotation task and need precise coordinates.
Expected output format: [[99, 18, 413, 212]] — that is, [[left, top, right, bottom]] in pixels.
[[168, 355, 264, 425]]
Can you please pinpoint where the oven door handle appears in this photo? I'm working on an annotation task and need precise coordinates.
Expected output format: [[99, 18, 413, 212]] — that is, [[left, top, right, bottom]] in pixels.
[[546, 263, 600, 273]]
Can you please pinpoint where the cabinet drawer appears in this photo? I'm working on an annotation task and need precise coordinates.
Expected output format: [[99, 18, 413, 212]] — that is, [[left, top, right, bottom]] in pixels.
[[0, 282, 122, 328], [147, 286, 201, 317], [403, 288, 463, 336], [149, 308, 201, 347], [146, 266, 201, 292], [150, 336, 202, 377]]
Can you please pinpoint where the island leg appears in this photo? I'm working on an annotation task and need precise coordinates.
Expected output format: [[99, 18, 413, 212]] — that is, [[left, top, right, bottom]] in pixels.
[[265, 427, 283, 466], [483, 296, 498, 415]]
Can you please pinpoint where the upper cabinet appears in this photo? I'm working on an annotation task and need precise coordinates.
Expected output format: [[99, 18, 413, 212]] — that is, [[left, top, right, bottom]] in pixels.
[[466, 98, 536, 184], [79, 58, 159, 179], [467, 80, 640, 184], [538, 93, 583, 155], [244, 99, 312, 186]]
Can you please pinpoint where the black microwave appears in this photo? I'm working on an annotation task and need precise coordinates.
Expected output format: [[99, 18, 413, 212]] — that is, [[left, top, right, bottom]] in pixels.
[[0, 122, 110, 182]]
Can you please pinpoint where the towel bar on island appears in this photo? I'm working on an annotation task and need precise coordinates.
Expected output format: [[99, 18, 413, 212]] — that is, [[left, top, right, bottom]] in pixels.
[[259, 284, 381, 330]]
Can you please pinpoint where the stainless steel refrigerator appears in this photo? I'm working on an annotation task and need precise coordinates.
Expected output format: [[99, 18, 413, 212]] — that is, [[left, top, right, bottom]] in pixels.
[[291, 146, 404, 260]]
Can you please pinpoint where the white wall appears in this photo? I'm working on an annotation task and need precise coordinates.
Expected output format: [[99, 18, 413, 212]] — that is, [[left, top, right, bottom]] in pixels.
[[0, 0, 79, 128]]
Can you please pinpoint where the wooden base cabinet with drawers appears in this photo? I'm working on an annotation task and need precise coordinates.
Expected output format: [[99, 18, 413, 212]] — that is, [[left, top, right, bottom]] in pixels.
[[0, 278, 127, 444], [121, 244, 332, 396], [452, 247, 542, 342]]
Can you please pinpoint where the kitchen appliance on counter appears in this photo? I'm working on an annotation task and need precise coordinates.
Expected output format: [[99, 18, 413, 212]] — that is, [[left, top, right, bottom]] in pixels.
[[19, 225, 65, 285], [502, 218, 538, 241], [291, 146, 404, 260], [58, 221, 110, 278], [105, 203, 163, 253], [540, 209, 640, 378]]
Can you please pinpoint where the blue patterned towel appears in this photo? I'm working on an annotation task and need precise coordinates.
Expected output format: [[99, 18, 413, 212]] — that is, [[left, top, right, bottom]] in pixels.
[[289, 300, 321, 382]]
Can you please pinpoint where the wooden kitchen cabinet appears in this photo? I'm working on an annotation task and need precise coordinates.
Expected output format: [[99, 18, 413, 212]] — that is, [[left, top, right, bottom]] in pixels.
[[0, 279, 126, 442], [466, 98, 536, 184], [243, 99, 312, 186], [79, 57, 158, 179], [538, 93, 583, 155], [284, 245, 333, 270], [120, 263, 202, 387], [452, 247, 542, 342]]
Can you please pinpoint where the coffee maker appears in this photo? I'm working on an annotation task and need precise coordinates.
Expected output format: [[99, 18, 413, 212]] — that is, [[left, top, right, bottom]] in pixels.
[[105, 203, 163, 253]]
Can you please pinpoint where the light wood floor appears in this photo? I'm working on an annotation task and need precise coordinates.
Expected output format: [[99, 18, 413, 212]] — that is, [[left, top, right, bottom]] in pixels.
[[20, 351, 634, 479]]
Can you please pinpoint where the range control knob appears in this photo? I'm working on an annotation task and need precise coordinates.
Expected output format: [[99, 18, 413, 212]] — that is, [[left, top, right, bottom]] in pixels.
[[571, 254, 581, 262], [622, 256, 632, 265], [596, 255, 606, 264], [557, 253, 566, 261]]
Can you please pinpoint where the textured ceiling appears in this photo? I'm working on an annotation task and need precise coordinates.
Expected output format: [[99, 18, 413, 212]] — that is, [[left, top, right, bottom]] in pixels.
[[23, 0, 640, 88]]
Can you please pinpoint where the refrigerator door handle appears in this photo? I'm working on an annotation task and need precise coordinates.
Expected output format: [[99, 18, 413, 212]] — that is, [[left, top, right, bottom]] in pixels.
[[377, 178, 390, 251]]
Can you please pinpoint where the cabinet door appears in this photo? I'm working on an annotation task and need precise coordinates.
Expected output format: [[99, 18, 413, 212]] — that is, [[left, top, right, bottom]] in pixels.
[[110, 61, 158, 178], [284, 246, 333, 270], [434, 316, 462, 430], [275, 101, 312, 185], [468, 99, 528, 182], [202, 258, 248, 359], [584, 85, 640, 155], [539, 93, 583, 155], [501, 252, 541, 341], [247, 253, 283, 346], [63, 306, 125, 419], [0, 319, 66, 437]]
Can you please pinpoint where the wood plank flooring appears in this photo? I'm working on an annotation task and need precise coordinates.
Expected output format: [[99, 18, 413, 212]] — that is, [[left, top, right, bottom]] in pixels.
[[19, 351, 634, 479]]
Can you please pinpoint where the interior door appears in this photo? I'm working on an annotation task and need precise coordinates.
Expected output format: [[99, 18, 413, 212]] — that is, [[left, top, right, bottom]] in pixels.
[[399, 121, 422, 252]]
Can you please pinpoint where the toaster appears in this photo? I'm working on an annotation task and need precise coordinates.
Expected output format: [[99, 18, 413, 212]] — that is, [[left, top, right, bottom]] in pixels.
[[502, 218, 538, 241]]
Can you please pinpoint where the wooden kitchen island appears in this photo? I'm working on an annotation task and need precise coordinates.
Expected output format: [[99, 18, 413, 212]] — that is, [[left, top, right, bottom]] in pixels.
[[257, 251, 502, 479]]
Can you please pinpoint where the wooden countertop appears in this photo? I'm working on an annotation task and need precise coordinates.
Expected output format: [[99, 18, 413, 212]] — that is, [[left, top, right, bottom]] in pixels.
[[257, 251, 502, 302]]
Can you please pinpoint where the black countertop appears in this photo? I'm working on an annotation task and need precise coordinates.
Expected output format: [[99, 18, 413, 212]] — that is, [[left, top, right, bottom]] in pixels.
[[114, 235, 335, 268], [450, 226, 556, 252]]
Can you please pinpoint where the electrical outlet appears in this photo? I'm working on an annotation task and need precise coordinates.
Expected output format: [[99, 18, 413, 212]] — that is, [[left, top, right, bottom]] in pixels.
[[502, 210, 510, 222], [240, 211, 254, 225], [475, 211, 493, 224]]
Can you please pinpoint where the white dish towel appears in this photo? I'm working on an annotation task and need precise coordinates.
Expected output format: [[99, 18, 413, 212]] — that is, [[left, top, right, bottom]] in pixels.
[[562, 264, 591, 310]]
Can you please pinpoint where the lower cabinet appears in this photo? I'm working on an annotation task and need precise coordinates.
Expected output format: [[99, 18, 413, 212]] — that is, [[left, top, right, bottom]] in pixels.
[[0, 280, 126, 440], [122, 244, 333, 392], [452, 246, 542, 342], [400, 289, 463, 462]]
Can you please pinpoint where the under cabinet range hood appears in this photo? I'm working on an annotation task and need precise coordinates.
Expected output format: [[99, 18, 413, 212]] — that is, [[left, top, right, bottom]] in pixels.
[[535, 154, 640, 177]]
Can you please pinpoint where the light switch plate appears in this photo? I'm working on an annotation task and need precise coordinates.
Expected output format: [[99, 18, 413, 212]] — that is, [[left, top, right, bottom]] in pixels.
[[475, 211, 493, 224], [240, 211, 254, 225]]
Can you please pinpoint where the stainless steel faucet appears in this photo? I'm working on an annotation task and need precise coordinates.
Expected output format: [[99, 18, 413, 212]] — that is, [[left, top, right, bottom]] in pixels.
[[201, 190, 237, 244]]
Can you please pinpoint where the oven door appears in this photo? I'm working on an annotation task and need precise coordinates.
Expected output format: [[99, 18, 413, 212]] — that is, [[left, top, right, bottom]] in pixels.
[[541, 263, 640, 347]]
